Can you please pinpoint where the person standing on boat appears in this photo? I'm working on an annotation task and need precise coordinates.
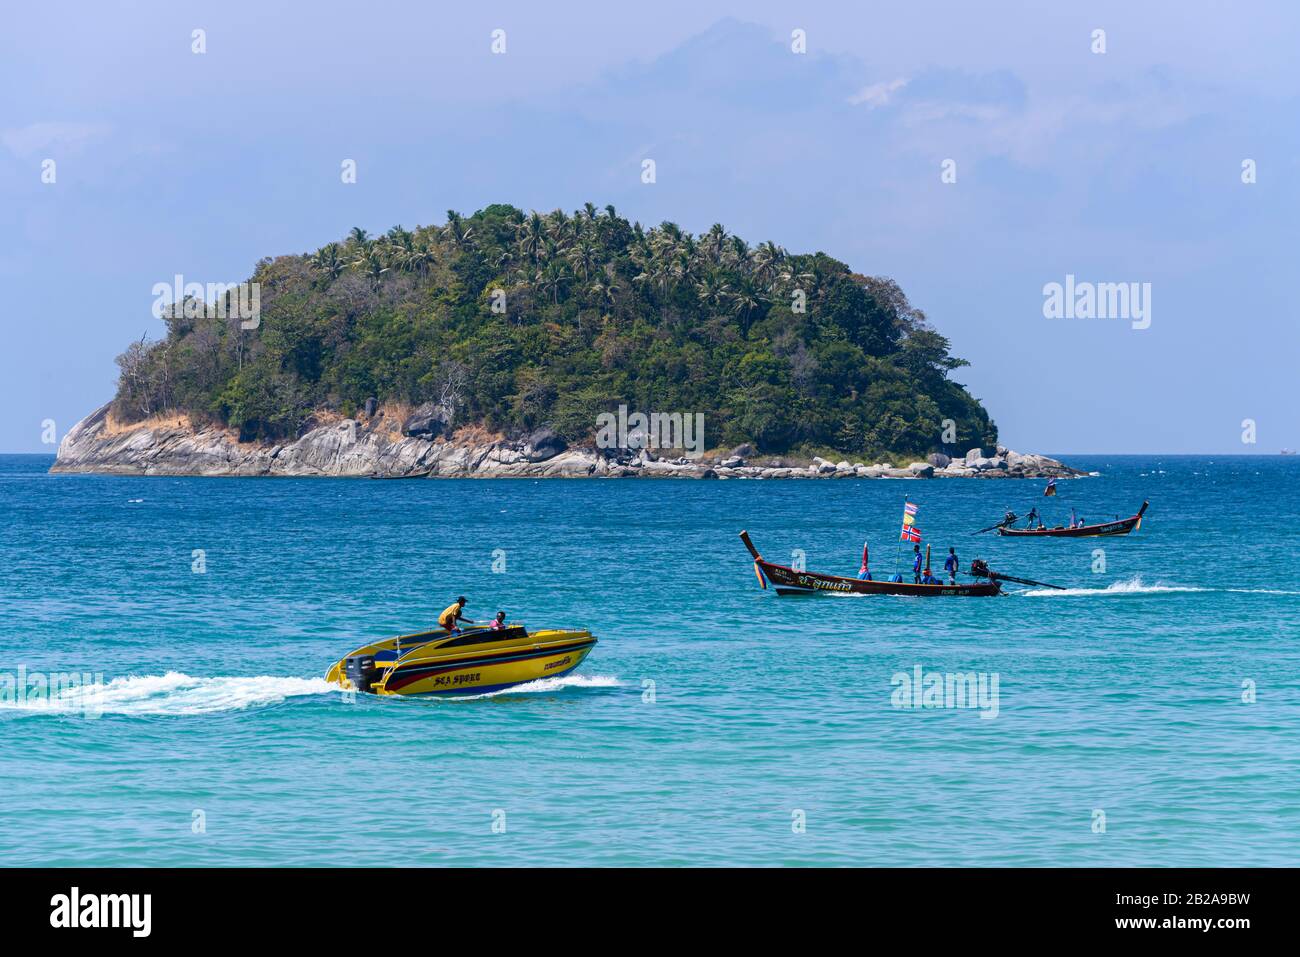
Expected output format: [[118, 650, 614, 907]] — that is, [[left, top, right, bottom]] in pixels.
[[944, 548, 959, 585], [912, 544, 923, 584], [438, 596, 472, 634], [1025, 507, 1039, 529]]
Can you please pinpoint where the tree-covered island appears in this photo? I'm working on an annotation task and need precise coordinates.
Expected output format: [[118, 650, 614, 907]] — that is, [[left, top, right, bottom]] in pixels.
[[113, 203, 998, 463]]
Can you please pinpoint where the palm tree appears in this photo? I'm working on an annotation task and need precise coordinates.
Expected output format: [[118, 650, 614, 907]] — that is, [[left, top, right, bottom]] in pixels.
[[588, 279, 619, 311], [516, 211, 546, 262], [405, 243, 437, 275], [540, 260, 572, 304], [310, 243, 347, 281], [443, 210, 473, 250], [696, 274, 731, 312], [567, 240, 598, 281], [355, 249, 388, 291], [547, 209, 571, 244], [727, 235, 751, 271], [347, 227, 371, 254], [728, 280, 765, 334], [387, 225, 413, 250], [752, 241, 786, 287], [704, 224, 728, 262]]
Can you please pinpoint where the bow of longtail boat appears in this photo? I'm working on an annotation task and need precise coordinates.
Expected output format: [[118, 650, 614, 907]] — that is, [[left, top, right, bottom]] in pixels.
[[739, 530, 1002, 597]]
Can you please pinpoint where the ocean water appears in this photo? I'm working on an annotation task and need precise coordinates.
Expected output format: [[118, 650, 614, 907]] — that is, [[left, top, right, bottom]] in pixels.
[[1, 453, 1297, 867]]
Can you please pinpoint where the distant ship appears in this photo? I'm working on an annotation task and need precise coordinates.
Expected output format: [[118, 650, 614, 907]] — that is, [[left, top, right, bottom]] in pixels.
[[1282, 448, 1297, 456]]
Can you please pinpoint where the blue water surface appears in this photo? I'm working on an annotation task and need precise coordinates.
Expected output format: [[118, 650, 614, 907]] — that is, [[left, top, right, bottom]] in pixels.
[[1, 453, 1296, 866]]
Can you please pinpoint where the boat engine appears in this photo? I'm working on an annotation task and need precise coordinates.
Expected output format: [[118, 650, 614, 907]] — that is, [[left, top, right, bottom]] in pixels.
[[344, 655, 383, 694]]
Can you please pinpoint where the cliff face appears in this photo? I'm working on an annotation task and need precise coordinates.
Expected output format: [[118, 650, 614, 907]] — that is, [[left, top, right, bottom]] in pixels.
[[52, 403, 1082, 480]]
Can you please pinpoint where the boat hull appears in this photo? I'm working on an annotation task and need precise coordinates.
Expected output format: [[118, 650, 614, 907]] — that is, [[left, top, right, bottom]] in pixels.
[[327, 626, 597, 697], [756, 559, 1001, 597]]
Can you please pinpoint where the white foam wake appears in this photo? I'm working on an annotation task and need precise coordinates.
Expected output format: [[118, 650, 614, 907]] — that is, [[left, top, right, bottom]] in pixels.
[[1024, 576, 1205, 597], [1023, 575, 1300, 598], [0, 671, 338, 716], [449, 674, 624, 700]]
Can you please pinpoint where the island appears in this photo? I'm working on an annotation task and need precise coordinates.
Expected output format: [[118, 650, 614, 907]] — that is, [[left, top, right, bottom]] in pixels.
[[53, 204, 1081, 480]]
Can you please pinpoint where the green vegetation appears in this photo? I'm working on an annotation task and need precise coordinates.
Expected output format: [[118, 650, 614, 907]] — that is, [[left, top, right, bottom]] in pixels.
[[112, 203, 997, 458]]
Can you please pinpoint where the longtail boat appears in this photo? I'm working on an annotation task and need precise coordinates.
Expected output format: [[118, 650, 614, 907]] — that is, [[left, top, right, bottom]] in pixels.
[[996, 501, 1148, 538], [740, 531, 1011, 597], [368, 468, 435, 480]]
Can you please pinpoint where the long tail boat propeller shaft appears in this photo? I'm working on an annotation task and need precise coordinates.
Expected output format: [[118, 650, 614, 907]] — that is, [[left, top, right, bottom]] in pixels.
[[967, 559, 1064, 590], [974, 511, 1017, 534]]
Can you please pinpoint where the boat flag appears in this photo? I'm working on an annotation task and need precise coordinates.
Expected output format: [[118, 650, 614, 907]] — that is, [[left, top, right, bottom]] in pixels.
[[900, 523, 921, 543], [902, 501, 918, 526], [1044, 478, 1057, 497]]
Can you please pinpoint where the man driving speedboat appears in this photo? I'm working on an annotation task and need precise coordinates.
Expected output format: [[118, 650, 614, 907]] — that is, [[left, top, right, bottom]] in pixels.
[[438, 596, 472, 634]]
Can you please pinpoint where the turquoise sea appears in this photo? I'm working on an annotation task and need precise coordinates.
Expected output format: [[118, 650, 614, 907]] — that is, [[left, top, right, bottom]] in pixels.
[[1, 453, 1296, 866]]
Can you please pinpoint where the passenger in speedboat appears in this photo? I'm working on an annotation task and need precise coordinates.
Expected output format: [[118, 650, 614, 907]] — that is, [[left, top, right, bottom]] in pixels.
[[944, 548, 958, 585], [489, 611, 507, 631], [438, 596, 472, 634]]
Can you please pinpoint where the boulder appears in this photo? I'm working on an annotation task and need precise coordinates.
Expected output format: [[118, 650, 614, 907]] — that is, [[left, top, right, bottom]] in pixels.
[[520, 426, 567, 462], [927, 452, 951, 468], [363, 396, 377, 418], [908, 462, 935, 478], [730, 443, 756, 459], [403, 402, 450, 439], [720, 455, 745, 468]]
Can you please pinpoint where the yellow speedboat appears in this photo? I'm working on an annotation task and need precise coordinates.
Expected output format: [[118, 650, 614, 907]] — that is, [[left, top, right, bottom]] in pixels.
[[326, 623, 597, 697]]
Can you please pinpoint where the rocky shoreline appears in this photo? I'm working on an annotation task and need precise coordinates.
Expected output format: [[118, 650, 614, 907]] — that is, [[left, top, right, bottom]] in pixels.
[[51, 403, 1085, 480]]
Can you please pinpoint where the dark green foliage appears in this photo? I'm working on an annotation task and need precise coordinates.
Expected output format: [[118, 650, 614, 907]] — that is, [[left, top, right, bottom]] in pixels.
[[110, 205, 997, 458]]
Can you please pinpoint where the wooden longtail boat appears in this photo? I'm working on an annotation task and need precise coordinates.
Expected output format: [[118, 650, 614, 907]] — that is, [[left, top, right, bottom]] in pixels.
[[997, 502, 1148, 538], [739, 531, 1003, 597], [368, 468, 434, 480]]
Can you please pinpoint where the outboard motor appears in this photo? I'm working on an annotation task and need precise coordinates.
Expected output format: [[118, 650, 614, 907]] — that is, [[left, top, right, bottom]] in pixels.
[[344, 655, 383, 694], [969, 559, 991, 579]]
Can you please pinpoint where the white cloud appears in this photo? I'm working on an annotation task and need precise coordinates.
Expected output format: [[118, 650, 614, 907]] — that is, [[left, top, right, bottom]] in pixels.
[[848, 77, 908, 109]]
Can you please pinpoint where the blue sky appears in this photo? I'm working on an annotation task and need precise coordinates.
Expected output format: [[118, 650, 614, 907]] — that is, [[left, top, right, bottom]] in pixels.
[[2, 1, 1297, 453]]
